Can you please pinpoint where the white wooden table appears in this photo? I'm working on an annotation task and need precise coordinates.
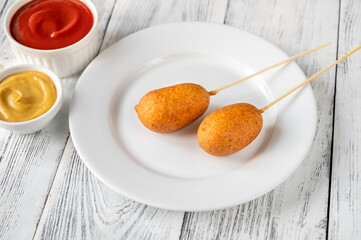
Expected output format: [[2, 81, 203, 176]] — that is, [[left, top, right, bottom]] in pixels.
[[0, 0, 360, 239]]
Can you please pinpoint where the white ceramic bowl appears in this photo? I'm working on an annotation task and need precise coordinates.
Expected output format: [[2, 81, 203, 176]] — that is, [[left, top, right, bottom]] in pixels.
[[0, 64, 63, 134], [4, 0, 99, 77]]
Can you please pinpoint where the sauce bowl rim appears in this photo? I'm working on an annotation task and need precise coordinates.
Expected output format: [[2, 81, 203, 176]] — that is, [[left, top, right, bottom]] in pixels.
[[0, 64, 63, 127], [3, 0, 99, 54]]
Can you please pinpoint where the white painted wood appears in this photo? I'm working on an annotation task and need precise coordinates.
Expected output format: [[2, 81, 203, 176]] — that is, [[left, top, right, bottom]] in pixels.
[[101, 0, 228, 51], [0, 0, 116, 239], [0, 0, 20, 67], [329, 0, 361, 239], [5, 0, 361, 238], [35, 140, 185, 240], [34, 0, 228, 239], [180, 0, 339, 239]]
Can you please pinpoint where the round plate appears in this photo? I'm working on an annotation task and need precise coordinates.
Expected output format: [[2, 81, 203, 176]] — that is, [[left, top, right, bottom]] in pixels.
[[69, 22, 317, 211]]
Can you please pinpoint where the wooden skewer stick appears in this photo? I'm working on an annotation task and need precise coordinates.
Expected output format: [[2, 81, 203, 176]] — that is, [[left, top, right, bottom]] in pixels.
[[208, 42, 332, 96], [259, 44, 361, 113]]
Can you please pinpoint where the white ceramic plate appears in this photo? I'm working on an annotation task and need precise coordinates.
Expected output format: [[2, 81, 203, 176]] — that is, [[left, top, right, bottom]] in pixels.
[[69, 22, 317, 211]]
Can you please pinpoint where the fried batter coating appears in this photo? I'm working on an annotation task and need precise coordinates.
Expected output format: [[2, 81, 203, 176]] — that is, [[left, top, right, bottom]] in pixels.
[[197, 103, 263, 156], [135, 83, 210, 133]]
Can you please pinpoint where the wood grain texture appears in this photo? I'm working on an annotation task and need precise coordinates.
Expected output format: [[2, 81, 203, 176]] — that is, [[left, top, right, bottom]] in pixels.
[[329, 0, 361, 239], [0, 0, 17, 67], [0, 0, 18, 67], [4, 0, 361, 239], [35, 140, 184, 240], [180, 0, 339, 239], [0, 0, 116, 239], [101, 0, 228, 51], [33, 0, 228, 239]]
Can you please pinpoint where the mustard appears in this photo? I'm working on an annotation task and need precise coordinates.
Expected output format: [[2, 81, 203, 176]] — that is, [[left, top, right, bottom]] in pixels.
[[0, 71, 57, 122]]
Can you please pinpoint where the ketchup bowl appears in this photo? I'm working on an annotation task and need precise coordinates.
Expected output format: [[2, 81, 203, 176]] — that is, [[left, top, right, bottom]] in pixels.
[[0, 64, 63, 134], [4, 0, 99, 77]]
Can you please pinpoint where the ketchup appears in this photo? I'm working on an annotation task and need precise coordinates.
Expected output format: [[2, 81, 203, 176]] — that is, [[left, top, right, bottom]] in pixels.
[[10, 0, 94, 50]]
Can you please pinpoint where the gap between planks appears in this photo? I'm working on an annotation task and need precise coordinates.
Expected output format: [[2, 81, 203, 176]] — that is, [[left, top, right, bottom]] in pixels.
[[325, 0, 342, 239], [30, 1, 118, 238], [31, 0, 230, 238], [31, 136, 70, 240], [178, 0, 230, 238]]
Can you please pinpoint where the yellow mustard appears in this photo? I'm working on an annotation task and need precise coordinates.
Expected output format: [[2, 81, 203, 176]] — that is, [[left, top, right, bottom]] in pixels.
[[0, 71, 57, 122]]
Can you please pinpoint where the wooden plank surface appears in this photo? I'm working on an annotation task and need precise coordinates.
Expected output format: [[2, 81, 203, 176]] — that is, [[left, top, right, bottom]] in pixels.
[[180, 0, 339, 239], [0, 0, 116, 239], [35, 139, 185, 240], [1, 0, 361, 239], [100, 0, 228, 51], [328, 0, 361, 239], [33, 0, 228, 239]]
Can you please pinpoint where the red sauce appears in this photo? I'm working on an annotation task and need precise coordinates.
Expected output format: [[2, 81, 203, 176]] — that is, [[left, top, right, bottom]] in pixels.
[[10, 0, 94, 50]]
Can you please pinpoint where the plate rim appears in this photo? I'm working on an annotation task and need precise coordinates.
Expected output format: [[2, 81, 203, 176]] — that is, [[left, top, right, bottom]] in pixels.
[[69, 22, 317, 211]]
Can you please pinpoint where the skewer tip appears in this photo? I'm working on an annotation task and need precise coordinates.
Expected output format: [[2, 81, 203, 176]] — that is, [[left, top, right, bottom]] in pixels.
[[208, 90, 218, 96], [259, 107, 266, 114]]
